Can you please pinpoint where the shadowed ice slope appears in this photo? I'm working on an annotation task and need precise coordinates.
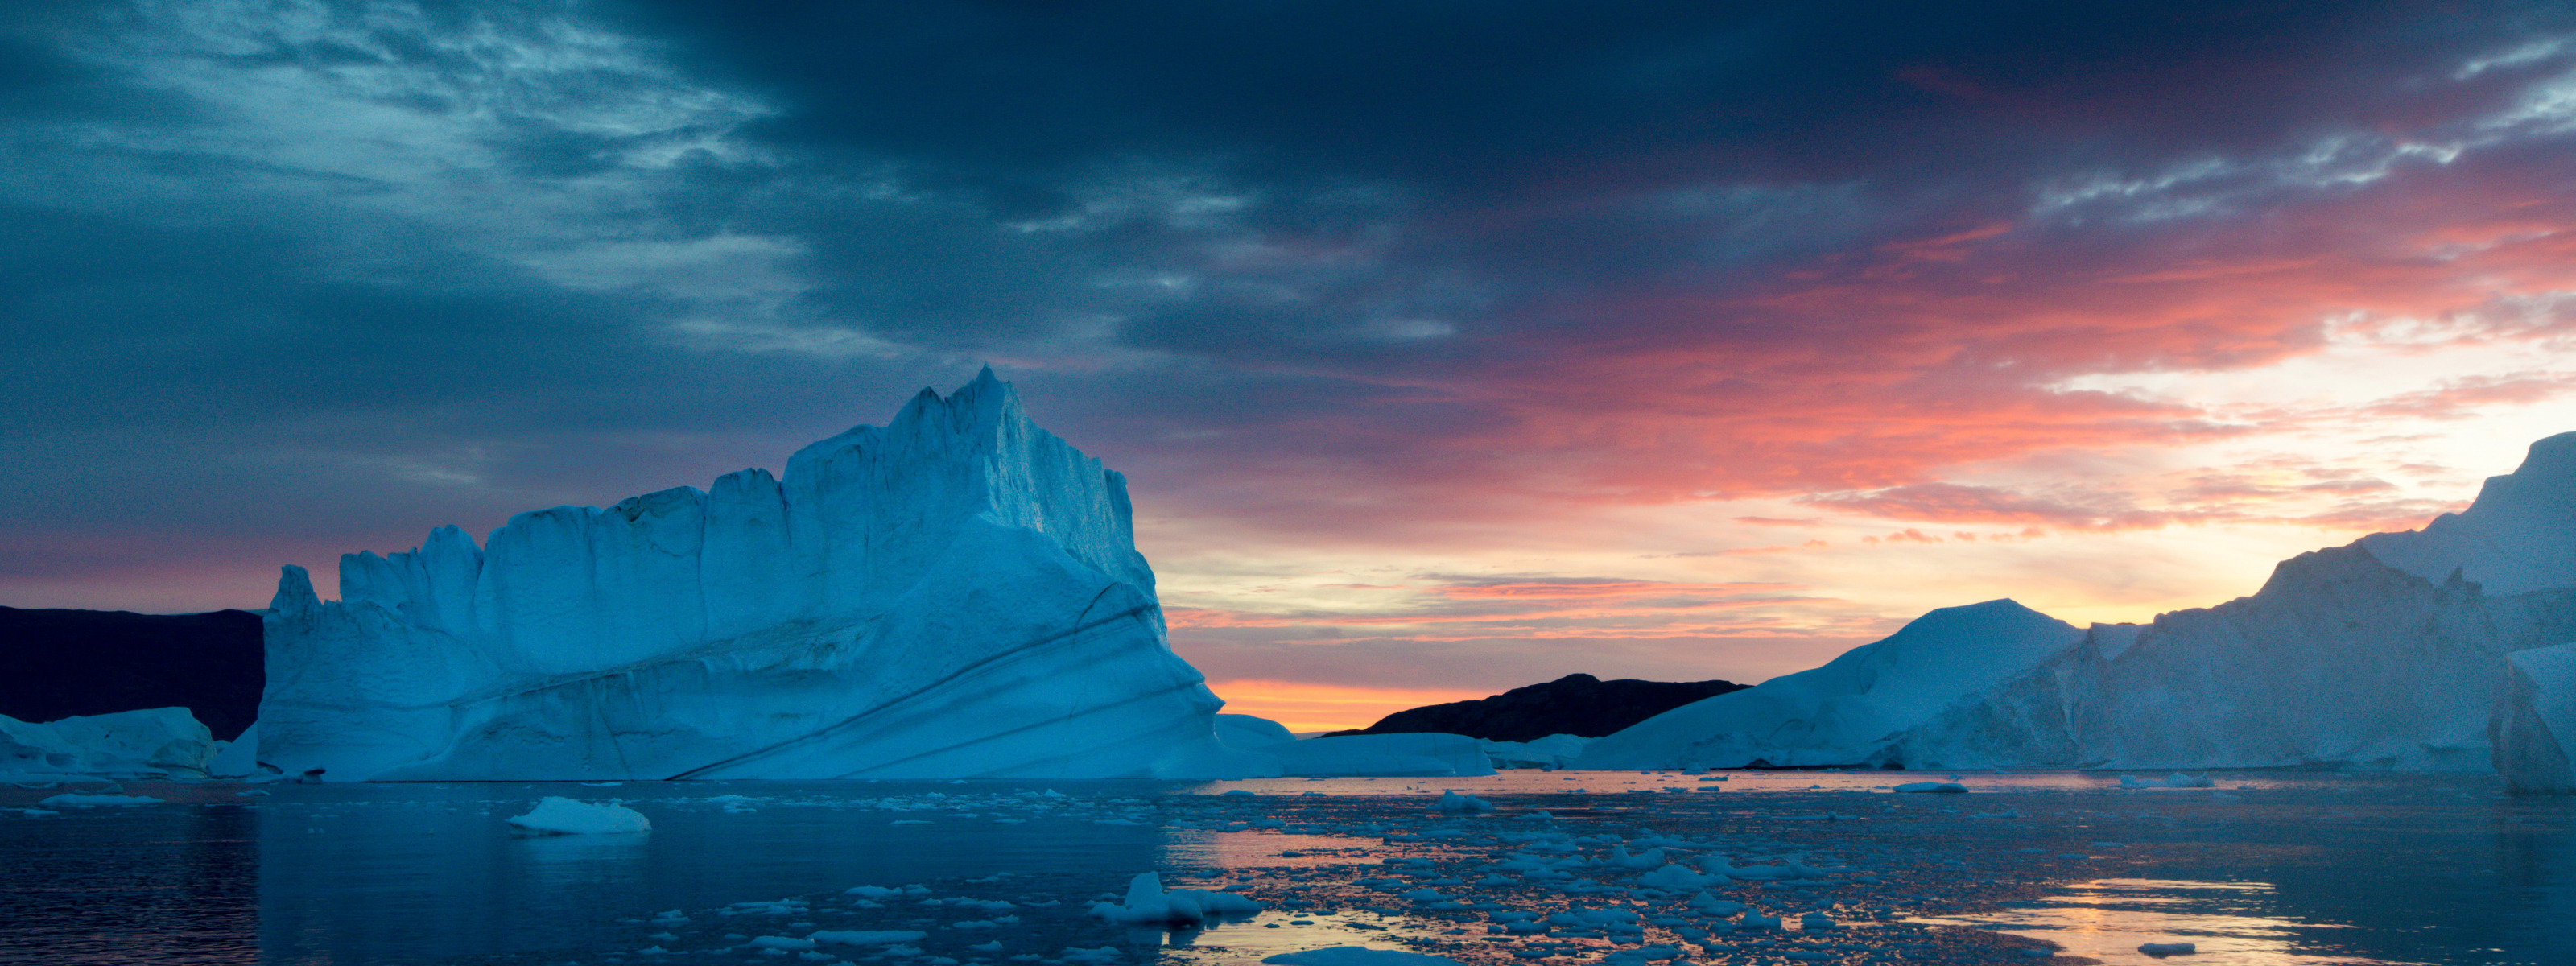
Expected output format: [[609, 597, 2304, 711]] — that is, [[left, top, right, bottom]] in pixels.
[[258, 369, 1251, 781], [1582, 433, 2576, 774], [1887, 547, 2576, 770], [1572, 600, 2081, 770]]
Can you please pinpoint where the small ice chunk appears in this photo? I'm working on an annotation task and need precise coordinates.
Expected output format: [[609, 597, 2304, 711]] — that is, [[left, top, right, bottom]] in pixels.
[[2139, 941, 2197, 957], [1891, 782, 1967, 794], [504, 797, 650, 834], [747, 936, 817, 951], [1436, 791, 1493, 811]]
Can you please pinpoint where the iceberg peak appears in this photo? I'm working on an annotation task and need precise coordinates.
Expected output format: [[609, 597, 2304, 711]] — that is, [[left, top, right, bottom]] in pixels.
[[2360, 431, 2576, 597]]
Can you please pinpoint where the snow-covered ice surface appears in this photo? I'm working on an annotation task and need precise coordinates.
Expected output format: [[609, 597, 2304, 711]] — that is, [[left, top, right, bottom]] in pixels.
[[6, 771, 2576, 964], [257, 369, 1264, 782]]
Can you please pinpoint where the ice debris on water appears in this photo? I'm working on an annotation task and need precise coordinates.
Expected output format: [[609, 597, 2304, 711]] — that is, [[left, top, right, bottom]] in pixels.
[[1436, 791, 1493, 811], [504, 797, 650, 834], [1892, 782, 1967, 794], [1088, 872, 1262, 925], [2139, 941, 2198, 957], [2119, 773, 2214, 789]]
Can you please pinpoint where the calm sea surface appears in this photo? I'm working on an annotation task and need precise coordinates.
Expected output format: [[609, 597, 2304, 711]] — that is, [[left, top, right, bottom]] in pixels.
[[2, 770, 2570, 965]]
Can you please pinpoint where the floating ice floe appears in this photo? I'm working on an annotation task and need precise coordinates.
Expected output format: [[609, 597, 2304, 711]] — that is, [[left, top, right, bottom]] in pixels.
[[504, 797, 651, 834], [1436, 791, 1494, 811], [1088, 872, 1262, 926], [2117, 773, 2214, 789], [1892, 782, 1967, 794]]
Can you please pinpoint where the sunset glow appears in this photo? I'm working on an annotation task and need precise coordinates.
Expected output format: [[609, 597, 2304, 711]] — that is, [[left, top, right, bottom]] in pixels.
[[6, 3, 2576, 730]]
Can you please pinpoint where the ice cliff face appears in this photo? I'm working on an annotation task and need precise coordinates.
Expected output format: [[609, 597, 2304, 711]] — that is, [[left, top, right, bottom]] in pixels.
[[2494, 642, 2576, 793], [1571, 600, 2082, 770], [259, 369, 1245, 781]]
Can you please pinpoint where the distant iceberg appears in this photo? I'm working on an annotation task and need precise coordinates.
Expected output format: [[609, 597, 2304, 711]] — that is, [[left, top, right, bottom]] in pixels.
[[258, 369, 1266, 781], [1576, 433, 2576, 775], [1572, 600, 2080, 770], [0, 707, 213, 779]]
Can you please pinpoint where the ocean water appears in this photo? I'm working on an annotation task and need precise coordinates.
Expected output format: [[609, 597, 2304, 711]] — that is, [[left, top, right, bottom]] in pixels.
[[2, 770, 2572, 965]]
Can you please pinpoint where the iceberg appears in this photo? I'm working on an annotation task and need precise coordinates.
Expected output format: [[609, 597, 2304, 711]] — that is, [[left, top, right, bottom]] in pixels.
[[1892, 435, 2576, 771], [0, 707, 214, 779], [258, 369, 1261, 781], [1571, 600, 2082, 770], [1578, 433, 2576, 775], [2361, 432, 2576, 597], [1264, 733, 1495, 777], [1888, 533, 2576, 770], [1480, 733, 1591, 770], [1213, 713, 1298, 749], [2494, 642, 2576, 794]]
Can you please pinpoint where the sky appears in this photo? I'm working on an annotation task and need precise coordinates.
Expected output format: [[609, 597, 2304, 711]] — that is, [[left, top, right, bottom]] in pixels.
[[6, 1, 2576, 730]]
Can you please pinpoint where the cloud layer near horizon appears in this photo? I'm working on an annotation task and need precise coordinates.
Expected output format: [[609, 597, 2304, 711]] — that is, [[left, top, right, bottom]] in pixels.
[[8, 1, 2576, 728]]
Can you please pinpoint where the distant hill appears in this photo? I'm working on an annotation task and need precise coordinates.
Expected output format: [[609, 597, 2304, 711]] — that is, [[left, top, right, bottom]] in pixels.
[[0, 606, 263, 741], [1327, 673, 1749, 743]]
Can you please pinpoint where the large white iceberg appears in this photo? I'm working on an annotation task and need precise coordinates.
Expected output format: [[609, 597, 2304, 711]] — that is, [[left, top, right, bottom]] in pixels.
[[258, 369, 1261, 781], [0, 707, 214, 778], [1572, 600, 2081, 770]]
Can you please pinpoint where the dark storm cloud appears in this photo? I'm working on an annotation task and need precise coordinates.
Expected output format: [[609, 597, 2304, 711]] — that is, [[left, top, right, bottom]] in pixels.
[[3, 0, 2574, 611], [607, 0, 2501, 193]]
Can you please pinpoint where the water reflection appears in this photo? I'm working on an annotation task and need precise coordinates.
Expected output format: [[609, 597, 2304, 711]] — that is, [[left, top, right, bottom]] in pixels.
[[6, 772, 2576, 964], [1915, 879, 2405, 965]]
